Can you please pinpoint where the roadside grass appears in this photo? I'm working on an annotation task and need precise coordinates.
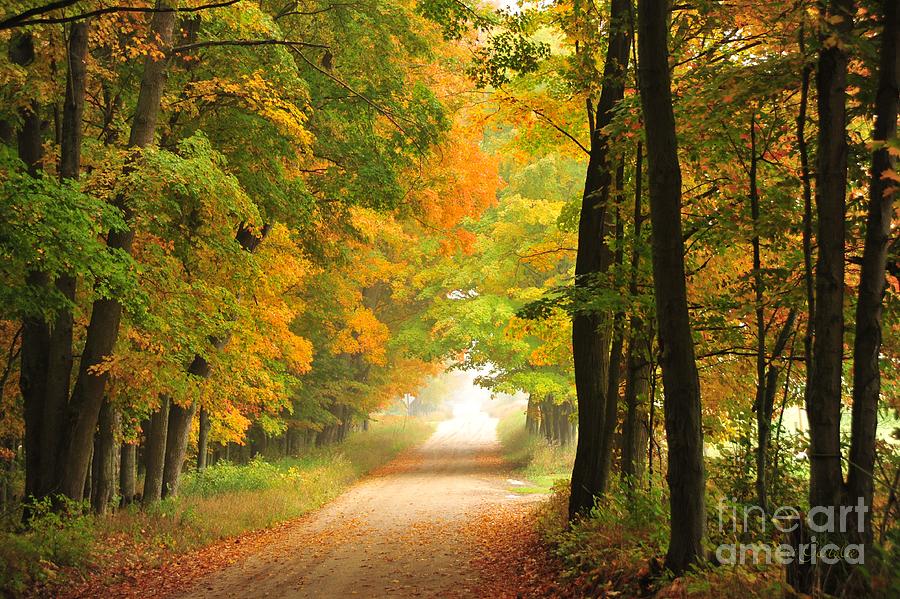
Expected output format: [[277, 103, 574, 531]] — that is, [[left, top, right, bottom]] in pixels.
[[496, 410, 574, 495], [1, 416, 433, 596]]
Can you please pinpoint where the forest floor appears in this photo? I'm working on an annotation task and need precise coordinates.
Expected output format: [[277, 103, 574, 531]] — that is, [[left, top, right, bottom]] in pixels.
[[66, 409, 563, 598]]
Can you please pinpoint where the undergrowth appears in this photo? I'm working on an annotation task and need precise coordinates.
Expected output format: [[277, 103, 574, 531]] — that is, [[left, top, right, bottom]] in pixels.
[[0, 497, 94, 595], [496, 411, 574, 494], [496, 414, 877, 597]]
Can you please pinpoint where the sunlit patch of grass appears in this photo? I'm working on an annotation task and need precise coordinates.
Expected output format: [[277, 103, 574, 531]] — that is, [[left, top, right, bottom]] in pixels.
[[496, 411, 574, 494]]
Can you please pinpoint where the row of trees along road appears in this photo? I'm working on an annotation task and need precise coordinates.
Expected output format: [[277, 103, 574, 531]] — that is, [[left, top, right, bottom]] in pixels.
[[0, 0, 499, 513]]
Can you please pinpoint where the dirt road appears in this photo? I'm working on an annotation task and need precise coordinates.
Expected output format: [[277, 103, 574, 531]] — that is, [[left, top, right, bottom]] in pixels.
[[176, 409, 538, 598]]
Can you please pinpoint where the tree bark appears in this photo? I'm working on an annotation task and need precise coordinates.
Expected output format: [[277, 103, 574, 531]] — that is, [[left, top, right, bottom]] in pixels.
[[755, 310, 796, 512], [796, 32, 816, 515], [91, 400, 118, 514], [525, 397, 537, 435], [569, 0, 632, 519], [748, 112, 770, 512], [637, 0, 705, 574], [161, 400, 196, 498], [197, 407, 210, 471], [847, 0, 898, 546], [38, 20, 89, 499], [597, 185, 626, 492], [59, 2, 176, 500], [11, 32, 49, 505], [807, 0, 853, 513], [142, 397, 170, 505], [622, 144, 650, 485], [120, 443, 136, 505]]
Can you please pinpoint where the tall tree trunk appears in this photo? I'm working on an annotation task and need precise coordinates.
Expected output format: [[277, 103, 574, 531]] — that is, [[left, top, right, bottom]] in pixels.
[[525, 397, 537, 435], [795, 42, 816, 595], [197, 407, 210, 471], [161, 401, 196, 498], [120, 443, 136, 505], [622, 143, 650, 485], [142, 397, 170, 504], [91, 400, 118, 514], [748, 112, 770, 513], [82, 444, 92, 501], [597, 184, 626, 491], [798, 26, 816, 423], [39, 20, 89, 499], [637, 0, 705, 574], [569, 0, 632, 518], [59, 2, 176, 500], [755, 310, 797, 512], [11, 32, 49, 504], [339, 405, 352, 442], [847, 0, 898, 547], [807, 0, 853, 514]]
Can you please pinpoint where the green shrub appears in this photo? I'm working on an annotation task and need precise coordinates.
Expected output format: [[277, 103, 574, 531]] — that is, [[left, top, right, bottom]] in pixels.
[[0, 496, 94, 595], [180, 457, 286, 497]]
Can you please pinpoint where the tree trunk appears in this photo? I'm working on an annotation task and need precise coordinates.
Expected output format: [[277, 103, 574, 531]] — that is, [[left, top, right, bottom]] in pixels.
[[755, 311, 796, 512], [637, 0, 705, 574], [11, 32, 49, 504], [39, 20, 89, 499], [20, 271, 48, 503], [847, 0, 898, 547], [82, 444, 92, 501], [525, 397, 536, 435], [91, 400, 118, 514], [622, 143, 650, 485], [622, 337, 651, 484], [120, 443, 136, 505], [142, 397, 170, 505], [59, 2, 176, 501], [748, 113, 770, 513], [569, 0, 632, 518], [161, 401, 196, 498], [339, 405, 352, 442], [597, 193, 626, 491], [798, 27, 815, 412], [807, 0, 853, 515], [197, 407, 210, 471]]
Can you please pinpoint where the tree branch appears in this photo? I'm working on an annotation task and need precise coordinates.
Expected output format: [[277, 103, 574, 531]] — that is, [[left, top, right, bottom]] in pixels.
[[290, 48, 416, 140], [500, 92, 590, 156], [171, 38, 329, 54], [1, 0, 241, 29]]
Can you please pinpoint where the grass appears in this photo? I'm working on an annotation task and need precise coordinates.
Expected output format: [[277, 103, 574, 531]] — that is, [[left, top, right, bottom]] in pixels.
[[1, 416, 433, 596], [496, 410, 574, 495]]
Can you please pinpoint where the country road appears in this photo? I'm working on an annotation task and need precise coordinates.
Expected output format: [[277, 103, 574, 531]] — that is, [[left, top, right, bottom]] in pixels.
[[176, 408, 539, 598]]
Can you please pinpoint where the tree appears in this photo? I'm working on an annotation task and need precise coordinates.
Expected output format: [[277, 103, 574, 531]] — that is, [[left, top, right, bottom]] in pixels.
[[806, 0, 854, 521], [847, 0, 898, 563], [568, 0, 633, 519], [637, 0, 705, 574]]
